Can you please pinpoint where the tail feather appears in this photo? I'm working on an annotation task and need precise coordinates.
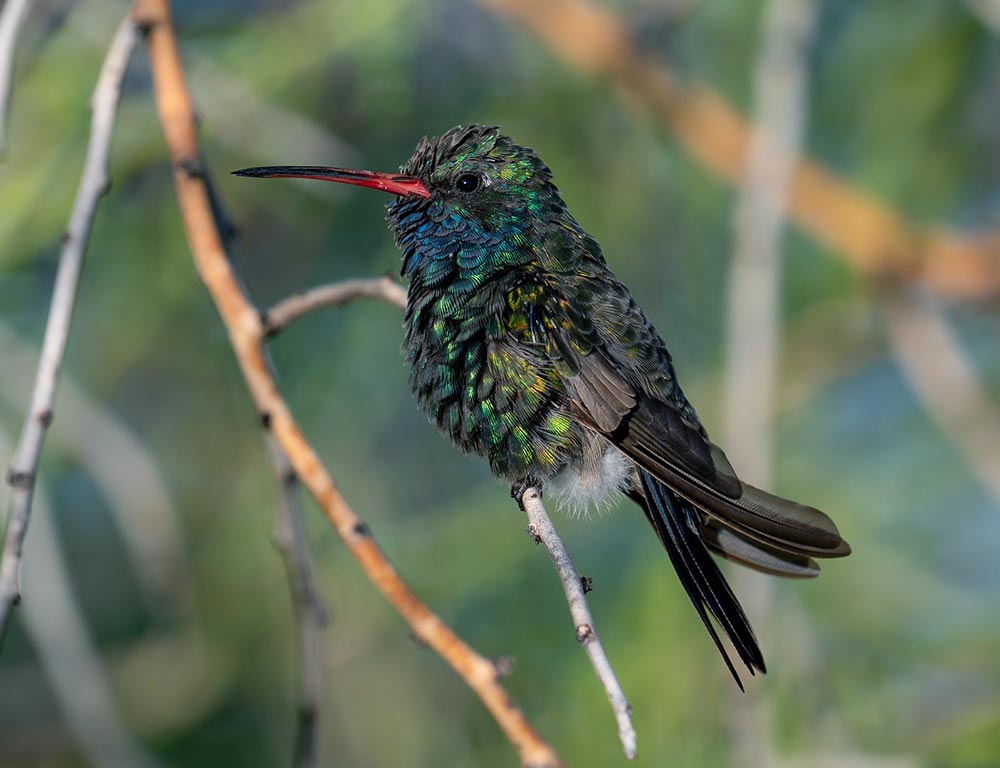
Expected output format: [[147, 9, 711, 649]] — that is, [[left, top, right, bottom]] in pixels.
[[701, 521, 821, 579], [637, 469, 765, 690]]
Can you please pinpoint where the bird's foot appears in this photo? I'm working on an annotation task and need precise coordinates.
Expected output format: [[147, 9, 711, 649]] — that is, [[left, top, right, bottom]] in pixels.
[[510, 475, 543, 512]]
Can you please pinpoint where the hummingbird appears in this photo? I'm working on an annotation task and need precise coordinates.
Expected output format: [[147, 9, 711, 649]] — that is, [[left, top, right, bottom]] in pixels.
[[234, 125, 850, 688]]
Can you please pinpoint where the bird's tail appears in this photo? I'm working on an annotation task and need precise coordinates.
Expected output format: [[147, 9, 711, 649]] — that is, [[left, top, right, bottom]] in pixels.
[[636, 468, 765, 690]]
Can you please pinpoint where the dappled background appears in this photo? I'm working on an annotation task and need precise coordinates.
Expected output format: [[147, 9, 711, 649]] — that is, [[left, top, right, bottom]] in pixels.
[[2, 0, 1000, 766]]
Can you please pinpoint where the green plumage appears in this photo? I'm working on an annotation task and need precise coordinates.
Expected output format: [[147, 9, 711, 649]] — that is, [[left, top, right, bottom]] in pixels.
[[236, 124, 851, 689]]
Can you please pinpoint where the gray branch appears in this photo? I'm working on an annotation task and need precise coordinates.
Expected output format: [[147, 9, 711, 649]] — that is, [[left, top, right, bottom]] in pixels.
[[0, 0, 33, 157], [517, 484, 637, 760], [266, 394, 328, 768], [723, 0, 817, 764], [0, 15, 139, 647], [262, 276, 407, 336]]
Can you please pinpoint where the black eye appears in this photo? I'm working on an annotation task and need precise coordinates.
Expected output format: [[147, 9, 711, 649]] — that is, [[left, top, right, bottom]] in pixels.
[[455, 173, 480, 193]]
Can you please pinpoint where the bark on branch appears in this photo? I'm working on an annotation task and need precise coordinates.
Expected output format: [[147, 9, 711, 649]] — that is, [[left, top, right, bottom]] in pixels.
[[0, 15, 139, 647], [514, 482, 637, 760]]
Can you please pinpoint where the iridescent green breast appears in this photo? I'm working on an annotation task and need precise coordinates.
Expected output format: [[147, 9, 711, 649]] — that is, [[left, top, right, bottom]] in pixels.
[[404, 281, 582, 480]]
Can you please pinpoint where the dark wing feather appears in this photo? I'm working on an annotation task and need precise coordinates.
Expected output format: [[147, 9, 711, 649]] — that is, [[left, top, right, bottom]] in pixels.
[[637, 470, 765, 688], [542, 308, 849, 560]]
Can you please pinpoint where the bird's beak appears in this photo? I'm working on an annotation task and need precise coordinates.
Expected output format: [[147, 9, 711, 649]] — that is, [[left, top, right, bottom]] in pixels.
[[231, 165, 431, 198]]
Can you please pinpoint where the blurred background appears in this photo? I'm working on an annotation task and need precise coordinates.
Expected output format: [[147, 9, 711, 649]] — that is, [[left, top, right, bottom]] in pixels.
[[2, 0, 1000, 766]]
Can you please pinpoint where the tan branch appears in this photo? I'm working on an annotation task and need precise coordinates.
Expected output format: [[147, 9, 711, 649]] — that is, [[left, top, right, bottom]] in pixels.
[[132, 2, 563, 765], [481, 0, 1000, 302], [884, 290, 1000, 506], [0, 0, 33, 157], [0, 15, 140, 647], [516, 484, 637, 760], [262, 276, 407, 336]]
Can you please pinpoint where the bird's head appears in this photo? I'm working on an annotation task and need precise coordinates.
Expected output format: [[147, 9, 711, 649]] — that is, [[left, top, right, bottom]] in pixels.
[[234, 125, 567, 280]]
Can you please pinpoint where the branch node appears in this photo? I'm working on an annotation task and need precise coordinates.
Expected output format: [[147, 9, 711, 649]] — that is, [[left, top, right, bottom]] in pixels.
[[575, 624, 594, 644], [5, 468, 34, 489], [525, 524, 541, 545], [134, 15, 156, 38], [258, 309, 280, 339], [492, 655, 516, 679], [510, 475, 542, 511], [351, 520, 370, 539], [175, 155, 204, 178], [259, 411, 272, 430], [580, 576, 593, 594], [37, 409, 54, 428]]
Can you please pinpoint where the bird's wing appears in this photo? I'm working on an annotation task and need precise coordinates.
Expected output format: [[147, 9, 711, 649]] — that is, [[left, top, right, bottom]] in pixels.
[[528, 273, 849, 559]]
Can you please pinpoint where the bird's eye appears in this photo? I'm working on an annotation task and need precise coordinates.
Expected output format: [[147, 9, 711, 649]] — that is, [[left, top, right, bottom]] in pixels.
[[455, 173, 481, 193]]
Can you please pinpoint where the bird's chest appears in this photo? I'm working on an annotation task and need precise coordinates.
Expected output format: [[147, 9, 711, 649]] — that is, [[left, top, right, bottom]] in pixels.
[[403, 289, 579, 479]]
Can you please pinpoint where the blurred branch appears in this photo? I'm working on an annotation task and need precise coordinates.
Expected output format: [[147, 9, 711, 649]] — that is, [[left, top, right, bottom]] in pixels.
[[67, 3, 359, 197], [883, 290, 1000, 505], [132, 2, 563, 765], [482, 0, 1000, 302], [0, 0, 33, 157], [0, 429, 161, 768], [0, 14, 139, 649], [268, 439, 327, 768], [262, 275, 407, 336], [723, 0, 816, 764], [0, 322, 189, 606], [966, 0, 1000, 35], [514, 483, 637, 761], [264, 279, 408, 764]]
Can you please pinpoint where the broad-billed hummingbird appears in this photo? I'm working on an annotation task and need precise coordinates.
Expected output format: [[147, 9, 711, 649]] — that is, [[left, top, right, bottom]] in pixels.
[[234, 125, 850, 688]]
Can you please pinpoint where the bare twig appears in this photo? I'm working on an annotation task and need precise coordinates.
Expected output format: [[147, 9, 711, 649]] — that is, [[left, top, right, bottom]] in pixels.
[[482, 0, 1000, 301], [884, 290, 1000, 506], [133, 1, 562, 765], [262, 275, 407, 336], [0, 428, 162, 768], [268, 439, 327, 768], [67, 2, 360, 200], [0, 321, 188, 605], [515, 483, 637, 761], [0, 15, 139, 648], [723, 1, 816, 764], [0, 0, 33, 157]]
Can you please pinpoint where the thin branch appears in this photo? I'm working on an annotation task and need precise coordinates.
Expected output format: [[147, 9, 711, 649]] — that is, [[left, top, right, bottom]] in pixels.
[[0, 321, 189, 606], [0, 0, 33, 157], [515, 483, 637, 760], [722, 0, 817, 763], [0, 15, 139, 648], [262, 276, 407, 336], [0, 428, 162, 768], [268, 439, 327, 768], [132, 2, 563, 765], [884, 289, 1000, 506], [481, 0, 1000, 302]]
